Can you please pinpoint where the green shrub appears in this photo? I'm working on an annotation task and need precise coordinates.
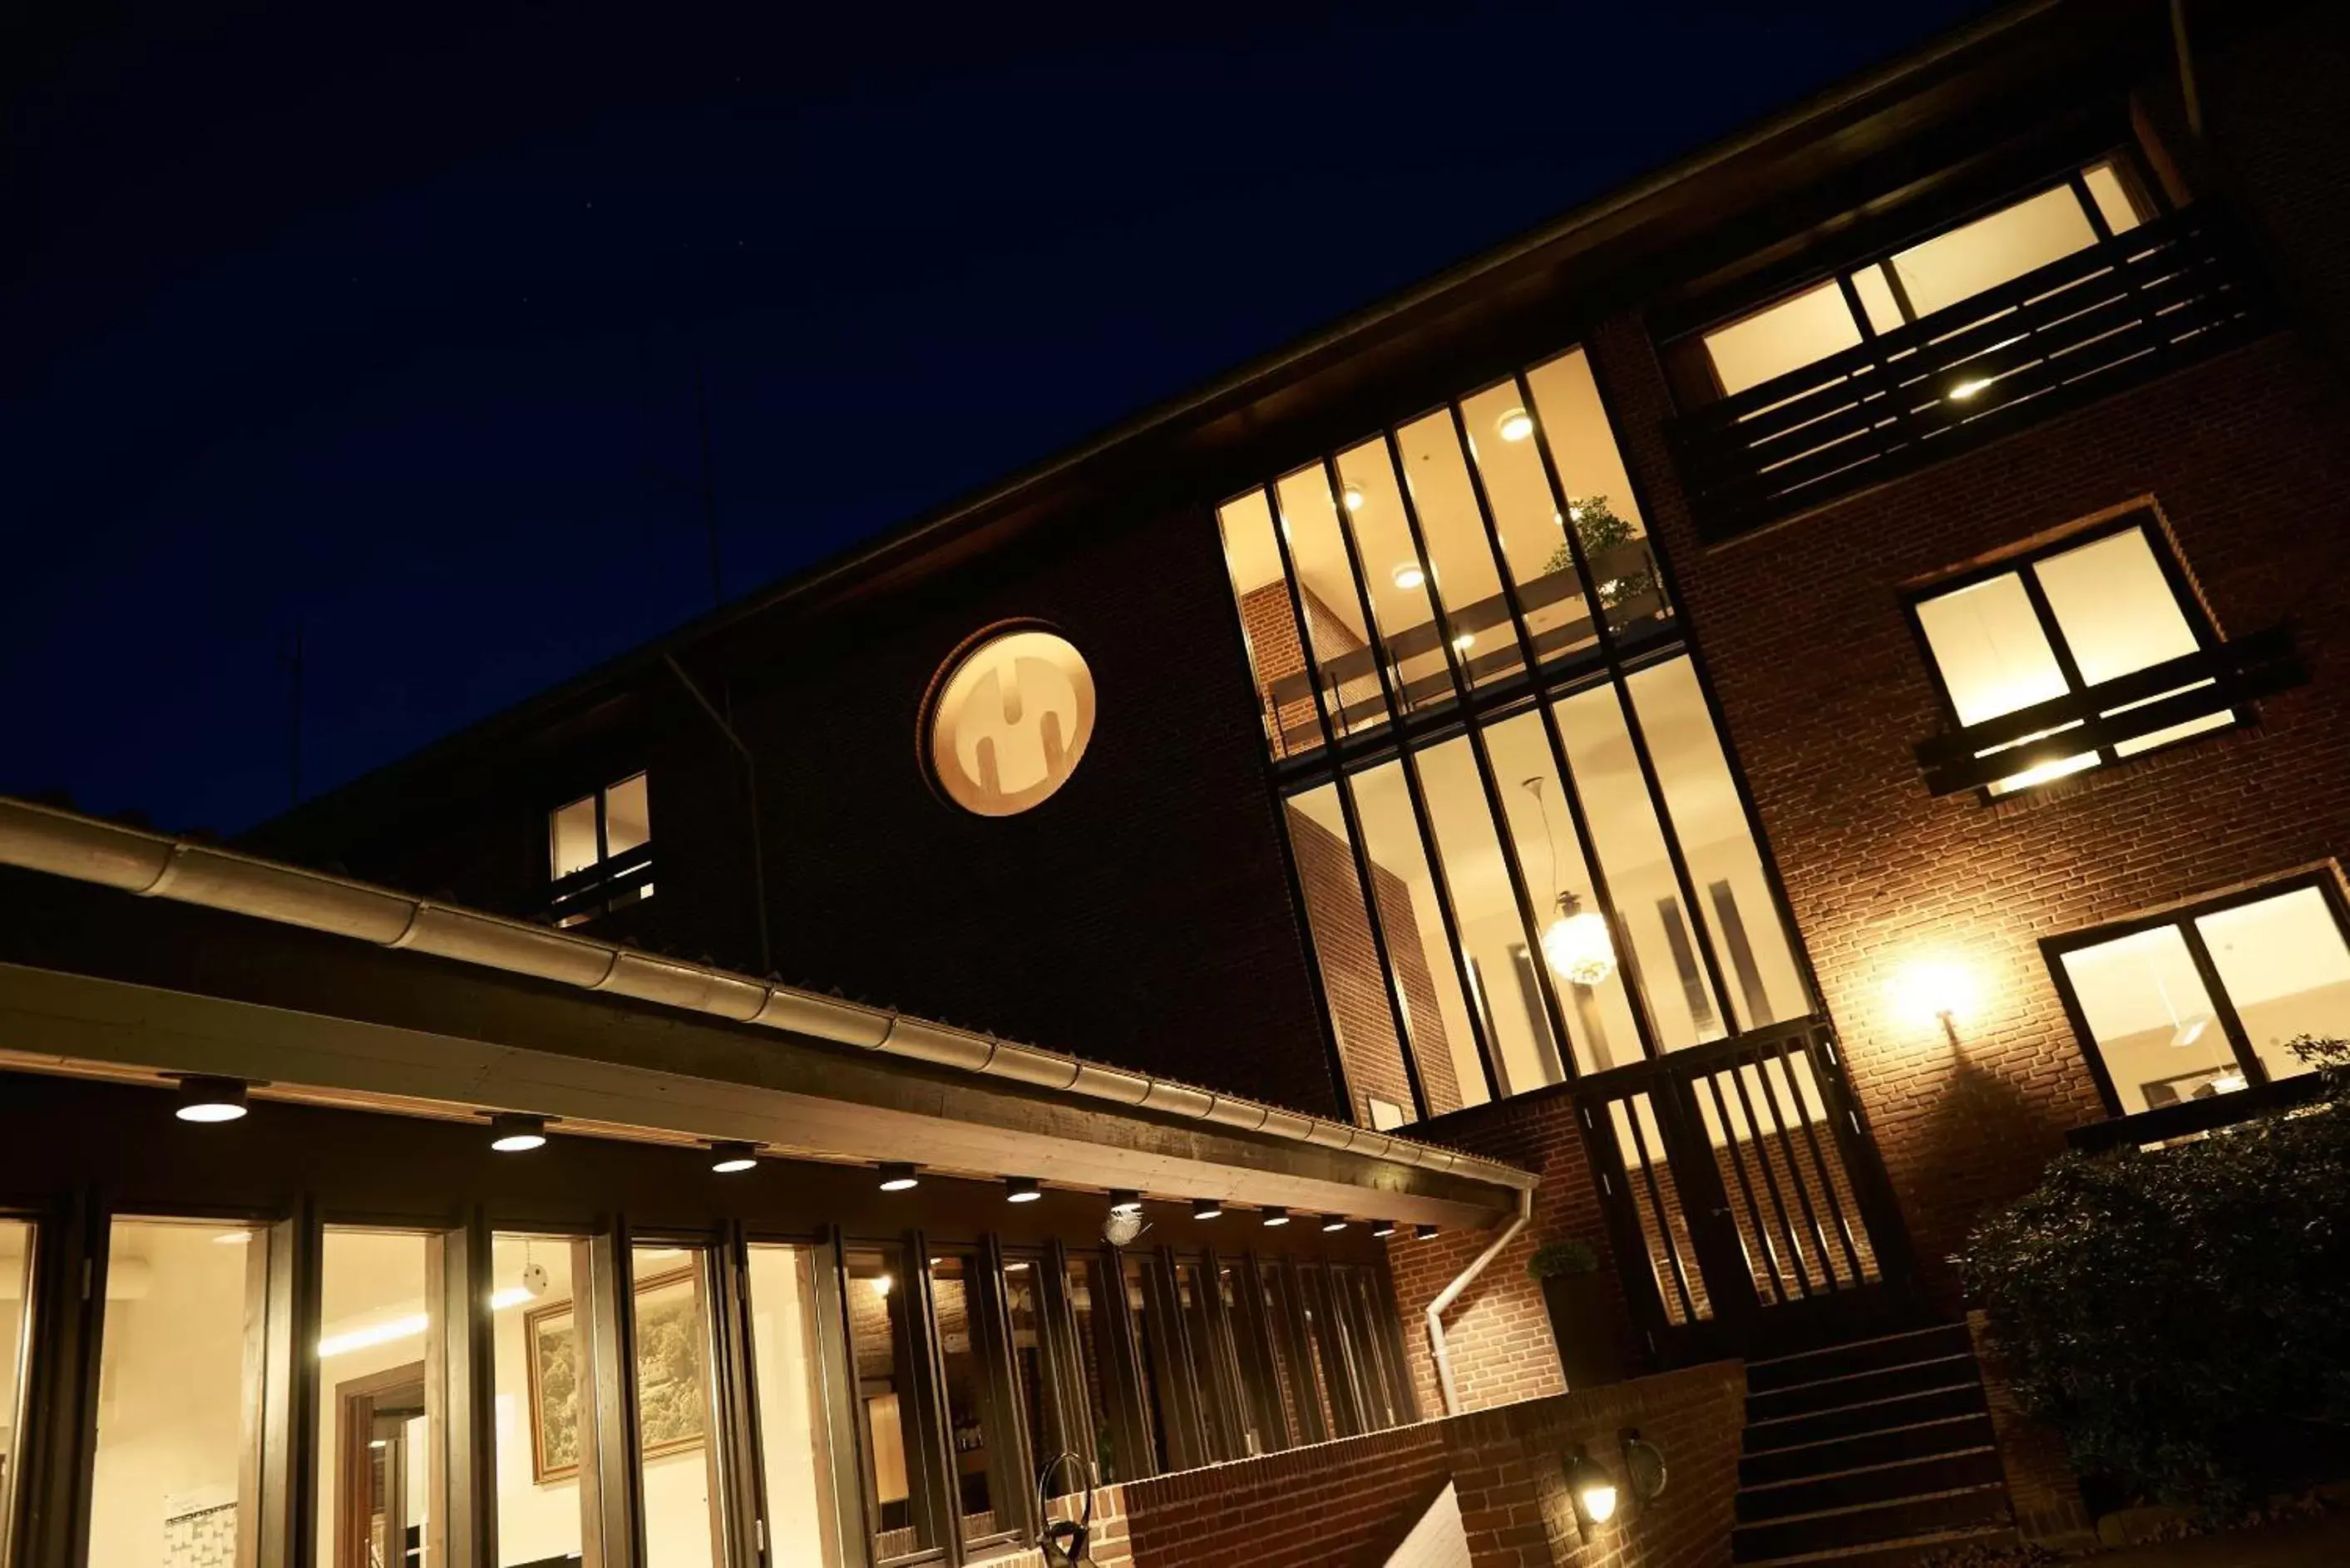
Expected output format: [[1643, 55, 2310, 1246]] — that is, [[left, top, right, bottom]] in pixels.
[[1528, 1238, 1602, 1278], [1962, 1038, 2350, 1511]]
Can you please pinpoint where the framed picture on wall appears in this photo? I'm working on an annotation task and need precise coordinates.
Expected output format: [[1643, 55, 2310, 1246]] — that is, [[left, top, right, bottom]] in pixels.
[[524, 1267, 708, 1483]]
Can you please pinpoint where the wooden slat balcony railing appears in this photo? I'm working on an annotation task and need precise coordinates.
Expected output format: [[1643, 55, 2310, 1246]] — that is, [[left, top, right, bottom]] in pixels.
[[536, 840, 655, 927], [1912, 624, 2303, 796], [1666, 208, 2276, 542]]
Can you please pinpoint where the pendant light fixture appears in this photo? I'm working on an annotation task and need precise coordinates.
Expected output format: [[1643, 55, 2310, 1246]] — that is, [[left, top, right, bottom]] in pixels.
[[1523, 777, 1618, 986]]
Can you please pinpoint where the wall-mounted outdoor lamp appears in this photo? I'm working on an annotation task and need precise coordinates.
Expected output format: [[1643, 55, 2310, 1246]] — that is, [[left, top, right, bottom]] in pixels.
[[1889, 959, 1977, 1048], [1564, 1446, 1618, 1537]]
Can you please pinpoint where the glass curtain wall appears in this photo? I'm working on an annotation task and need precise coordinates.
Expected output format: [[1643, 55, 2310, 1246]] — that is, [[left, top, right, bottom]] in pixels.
[[1218, 346, 1810, 1126]]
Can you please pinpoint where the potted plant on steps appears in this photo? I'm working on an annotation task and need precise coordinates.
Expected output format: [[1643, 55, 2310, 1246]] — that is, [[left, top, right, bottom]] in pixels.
[[1530, 1239, 1626, 1390]]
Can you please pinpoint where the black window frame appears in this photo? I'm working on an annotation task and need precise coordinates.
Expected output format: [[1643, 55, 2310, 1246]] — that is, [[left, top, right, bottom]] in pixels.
[[1660, 144, 2168, 408], [1217, 341, 1824, 1132], [1901, 506, 2298, 800], [2042, 868, 2350, 1123], [543, 770, 656, 927]]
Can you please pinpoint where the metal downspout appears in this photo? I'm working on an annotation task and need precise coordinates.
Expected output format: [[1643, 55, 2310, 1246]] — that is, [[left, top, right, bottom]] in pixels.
[[1426, 1181, 1534, 1417]]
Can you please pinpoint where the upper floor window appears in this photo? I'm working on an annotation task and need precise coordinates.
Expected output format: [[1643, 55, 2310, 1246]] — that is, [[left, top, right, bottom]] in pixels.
[[1664, 151, 2273, 540], [1697, 159, 2148, 397], [1217, 346, 1666, 766], [546, 772, 653, 926], [2046, 872, 2350, 1117], [1906, 508, 2301, 797], [1909, 512, 2226, 795]]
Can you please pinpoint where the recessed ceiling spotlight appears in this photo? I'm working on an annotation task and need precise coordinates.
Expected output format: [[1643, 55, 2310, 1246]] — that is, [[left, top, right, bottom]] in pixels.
[[1192, 1198, 1223, 1220], [1108, 1190, 1143, 1217], [1414, 1223, 1440, 1240], [1370, 1220, 1399, 1238], [1452, 631, 1477, 653], [1342, 483, 1366, 512], [1321, 1216, 1349, 1234], [1392, 562, 1427, 592], [878, 1161, 921, 1192], [1498, 407, 1535, 442], [1006, 1176, 1043, 1204], [708, 1141, 759, 1174], [1948, 376, 1992, 401], [488, 1112, 548, 1153], [173, 1074, 250, 1123], [1261, 1206, 1291, 1228]]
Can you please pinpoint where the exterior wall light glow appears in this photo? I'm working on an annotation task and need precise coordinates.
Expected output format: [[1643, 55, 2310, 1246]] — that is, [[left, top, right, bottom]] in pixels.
[[1108, 1190, 1143, 1217], [1392, 562, 1427, 591], [1498, 407, 1535, 442], [1888, 959, 1978, 1046], [174, 1075, 250, 1123], [1321, 1216, 1348, 1233], [1566, 1447, 1618, 1531], [1261, 1206, 1290, 1228], [488, 1113, 547, 1152], [708, 1141, 759, 1174], [878, 1161, 921, 1191], [1006, 1176, 1042, 1203], [1541, 891, 1617, 986], [1192, 1198, 1222, 1220]]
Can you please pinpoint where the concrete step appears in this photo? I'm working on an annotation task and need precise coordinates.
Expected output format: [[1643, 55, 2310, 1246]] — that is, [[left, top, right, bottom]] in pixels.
[[1745, 1353, 1982, 1424], [1735, 1523, 2021, 1568], [1740, 1413, 1997, 1489], [1736, 1446, 2005, 1523], [1745, 1323, 1976, 1396], [1743, 1380, 1990, 1453], [1732, 1483, 2011, 1563]]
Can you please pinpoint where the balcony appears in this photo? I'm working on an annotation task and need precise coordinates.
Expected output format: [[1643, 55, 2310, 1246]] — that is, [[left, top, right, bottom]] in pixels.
[[1666, 208, 2275, 543], [536, 840, 654, 928]]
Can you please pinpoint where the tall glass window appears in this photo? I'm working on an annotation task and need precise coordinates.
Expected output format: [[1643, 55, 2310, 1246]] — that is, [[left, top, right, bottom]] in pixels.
[[1000, 1257, 1059, 1495], [842, 1248, 926, 1562], [316, 1230, 434, 1568], [89, 1219, 270, 1568], [926, 1254, 1011, 1551], [491, 1233, 583, 1567], [0, 1219, 31, 1566], [745, 1244, 847, 1567], [1062, 1257, 1123, 1484], [629, 1246, 724, 1568], [1218, 340, 1808, 1125]]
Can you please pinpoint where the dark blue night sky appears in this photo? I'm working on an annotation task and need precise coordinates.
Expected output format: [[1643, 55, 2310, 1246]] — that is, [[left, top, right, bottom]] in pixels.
[[3, 1, 1985, 835]]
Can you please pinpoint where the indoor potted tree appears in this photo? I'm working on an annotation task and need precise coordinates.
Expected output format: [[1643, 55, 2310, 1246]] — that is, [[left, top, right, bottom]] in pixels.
[[1529, 1238, 1626, 1389]]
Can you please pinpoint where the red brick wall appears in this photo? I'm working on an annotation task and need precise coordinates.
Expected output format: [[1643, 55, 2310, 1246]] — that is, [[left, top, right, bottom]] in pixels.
[[1105, 1362, 1744, 1568], [1388, 1092, 1642, 1416], [1591, 298, 2350, 1298]]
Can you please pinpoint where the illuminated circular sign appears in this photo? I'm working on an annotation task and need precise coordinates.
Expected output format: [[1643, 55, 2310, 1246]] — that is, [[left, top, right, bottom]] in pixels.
[[926, 628, 1096, 816]]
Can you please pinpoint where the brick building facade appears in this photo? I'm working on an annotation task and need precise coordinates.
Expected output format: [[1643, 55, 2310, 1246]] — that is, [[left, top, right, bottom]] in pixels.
[[59, 2, 2328, 1561]]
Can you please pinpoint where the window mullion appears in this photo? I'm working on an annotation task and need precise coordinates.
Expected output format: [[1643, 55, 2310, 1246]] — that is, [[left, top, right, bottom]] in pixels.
[[708, 1225, 764, 1568], [2178, 923, 2270, 1087], [899, 1233, 957, 1564], [2017, 564, 2112, 766], [430, 1212, 497, 1568]]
